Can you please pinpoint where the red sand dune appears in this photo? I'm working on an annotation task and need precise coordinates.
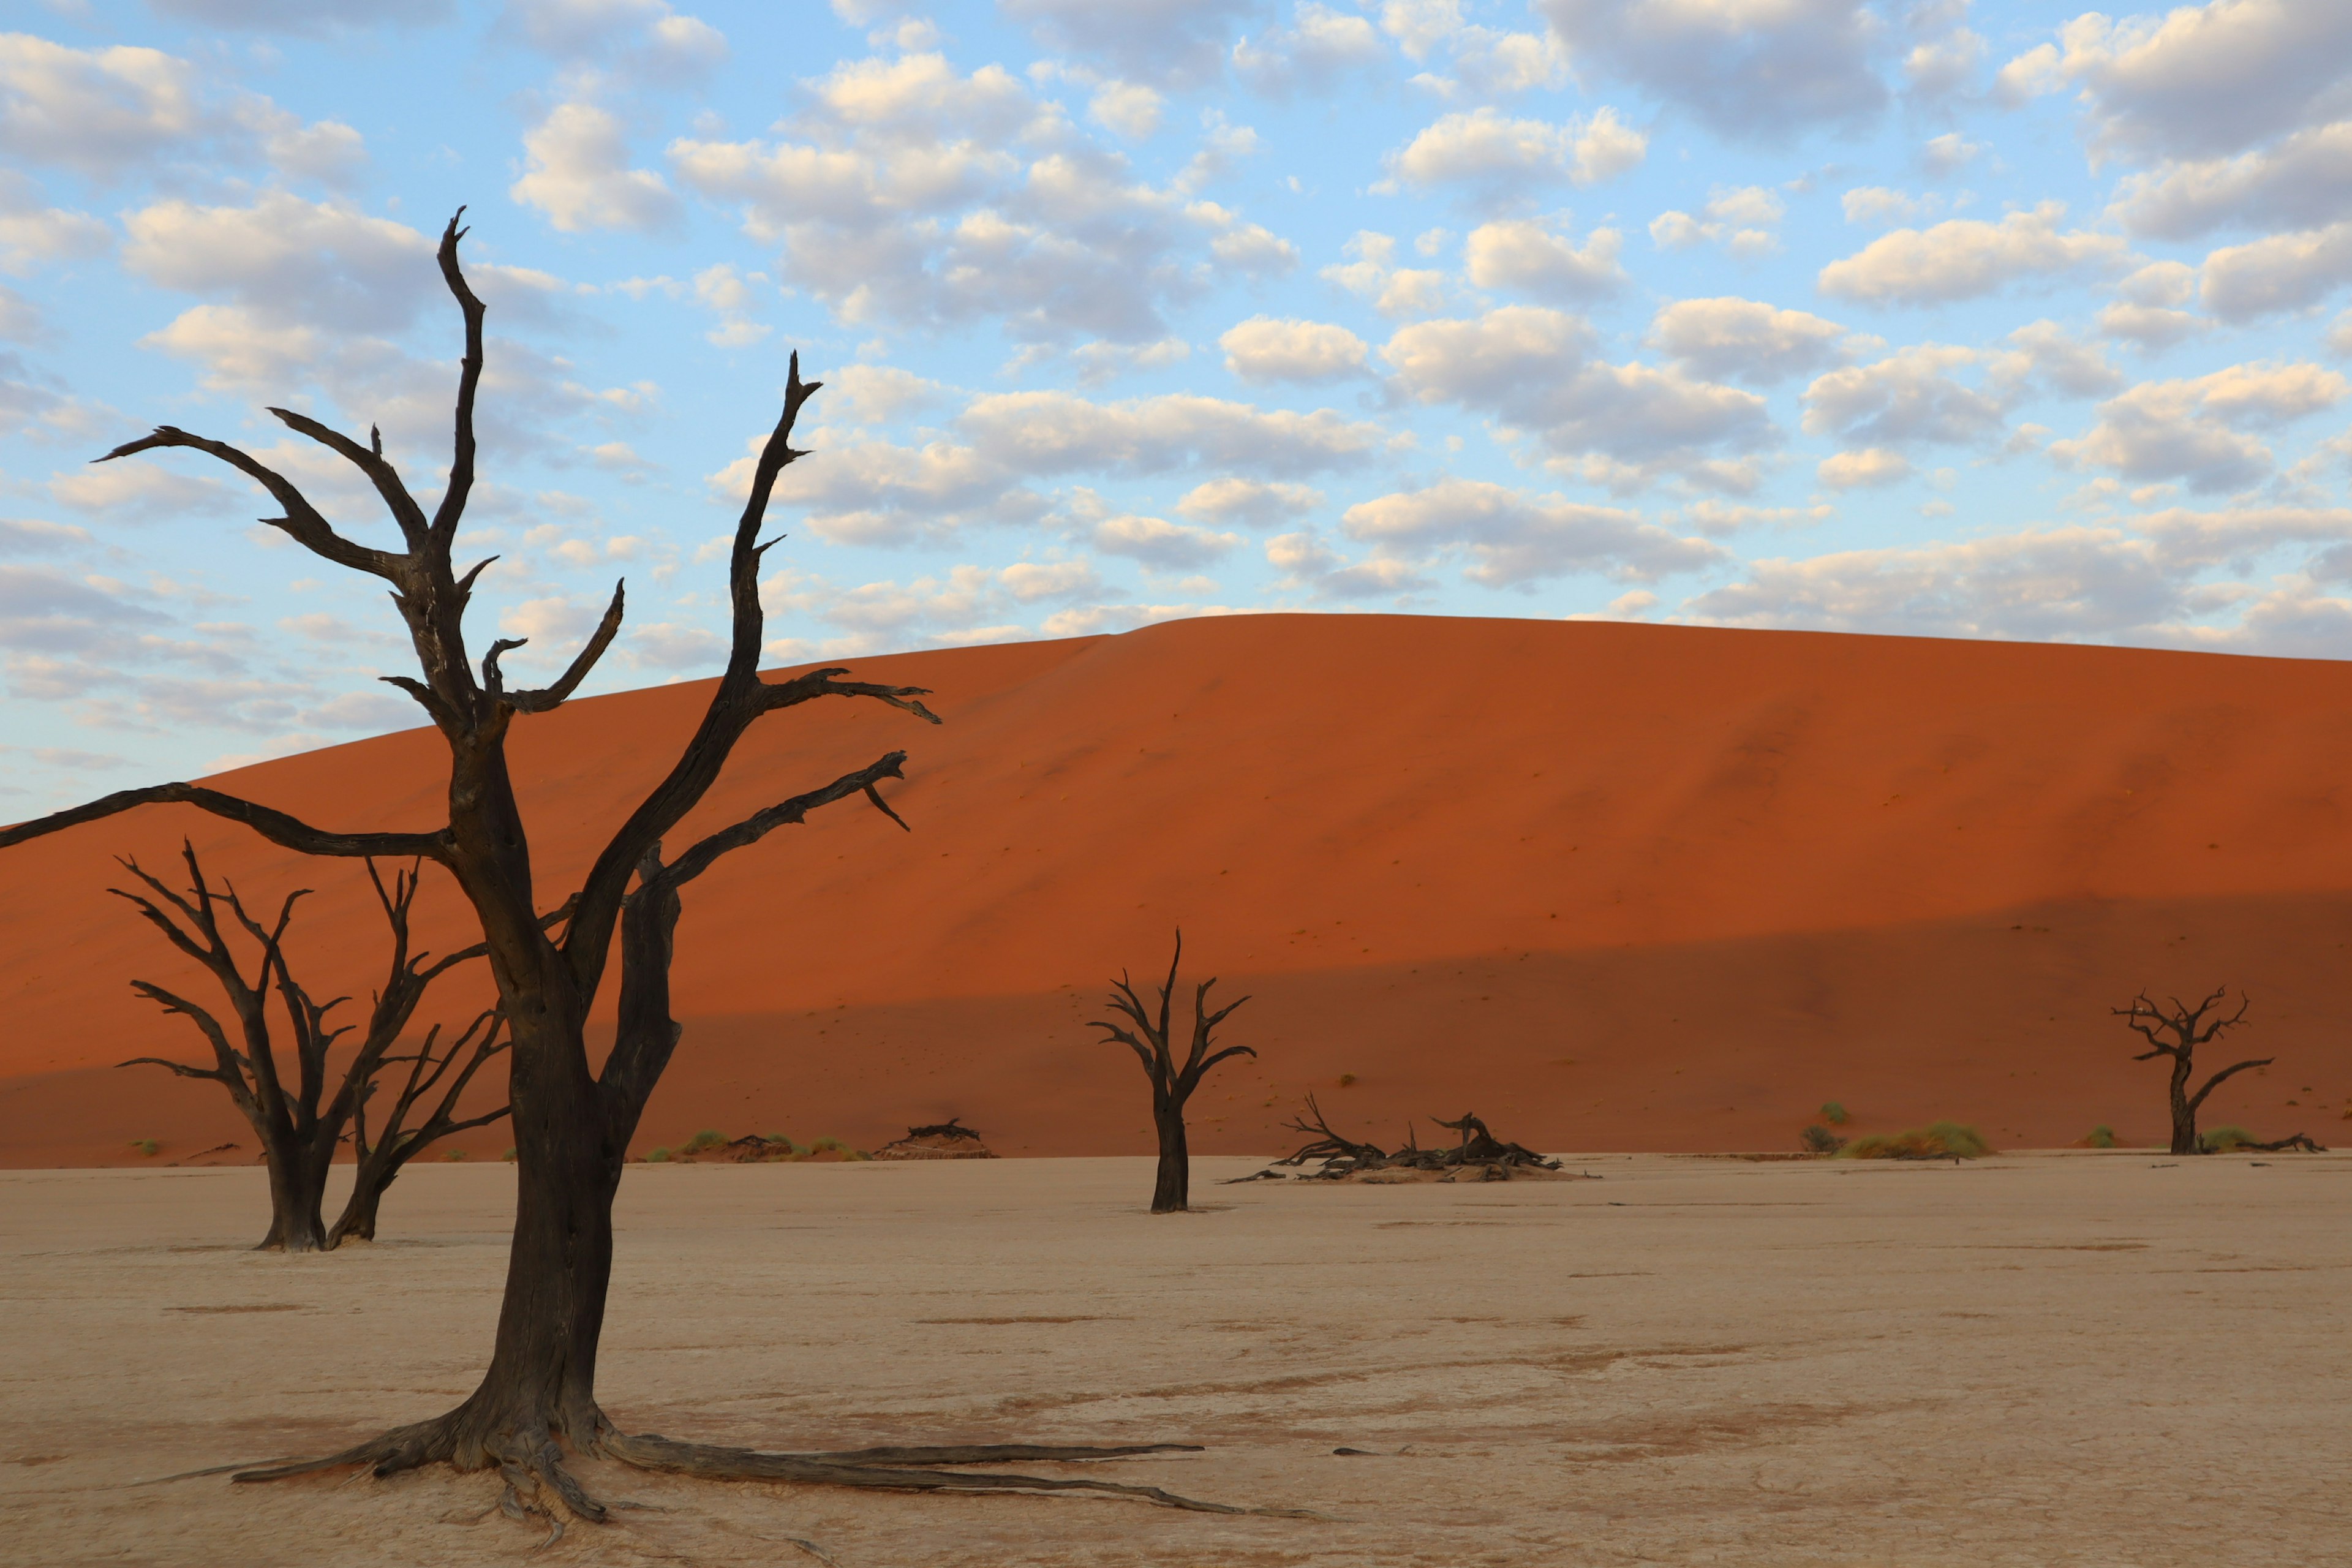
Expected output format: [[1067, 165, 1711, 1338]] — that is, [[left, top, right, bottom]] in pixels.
[[5, 612, 2351, 1166]]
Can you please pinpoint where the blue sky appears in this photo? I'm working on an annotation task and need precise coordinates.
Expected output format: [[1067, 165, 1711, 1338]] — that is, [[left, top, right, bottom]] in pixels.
[[4, 0, 2351, 809]]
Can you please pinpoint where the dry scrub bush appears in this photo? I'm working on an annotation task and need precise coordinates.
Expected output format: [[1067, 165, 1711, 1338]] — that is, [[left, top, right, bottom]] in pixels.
[[1840, 1121, 1993, 1160]]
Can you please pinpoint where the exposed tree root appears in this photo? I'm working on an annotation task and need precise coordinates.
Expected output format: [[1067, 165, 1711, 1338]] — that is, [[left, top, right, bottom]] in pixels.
[[225, 1411, 1318, 1528]]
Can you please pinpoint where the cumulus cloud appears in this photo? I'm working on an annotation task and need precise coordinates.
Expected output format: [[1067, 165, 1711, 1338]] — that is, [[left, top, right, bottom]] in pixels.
[[504, 0, 728, 83], [1995, 0, 2352, 162], [1802, 344, 2005, 448], [0, 172, 110, 276], [1232, 3, 1385, 95], [1818, 202, 2126, 304], [1647, 185, 1785, 258], [146, 0, 451, 31], [1649, 297, 1852, 385], [512, 100, 682, 233], [1000, 0, 1258, 88], [729, 386, 1381, 548], [2199, 221, 2352, 322], [1320, 230, 1447, 317], [668, 51, 1292, 344], [0, 33, 363, 183], [1265, 528, 1434, 600], [1688, 505, 2352, 652], [2109, 120, 2352, 240], [1382, 105, 1645, 198], [1176, 477, 1321, 526], [1219, 316, 1370, 383], [1082, 509, 1241, 567], [1341, 478, 1724, 587], [1816, 447, 1912, 489], [1461, 216, 1624, 300], [1383, 306, 1774, 488], [2049, 360, 2349, 492], [2100, 260, 2208, 348], [1536, 0, 1891, 139]]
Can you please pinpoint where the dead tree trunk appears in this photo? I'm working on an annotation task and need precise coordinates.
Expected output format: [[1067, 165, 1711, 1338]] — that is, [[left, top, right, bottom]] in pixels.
[[2114, 987, 2272, 1155], [0, 211, 1265, 1530], [1091, 932, 1254, 1213], [113, 845, 506, 1251]]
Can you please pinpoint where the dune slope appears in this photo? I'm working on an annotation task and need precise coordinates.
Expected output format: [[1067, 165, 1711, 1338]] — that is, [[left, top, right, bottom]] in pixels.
[[4, 614, 2350, 1164]]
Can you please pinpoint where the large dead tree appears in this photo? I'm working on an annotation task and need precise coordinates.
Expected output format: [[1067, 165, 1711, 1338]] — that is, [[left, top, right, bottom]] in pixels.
[[116, 844, 509, 1250], [1091, 932, 1254, 1213], [2114, 987, 2271, 1155], [0, 213, 1253, 1532]]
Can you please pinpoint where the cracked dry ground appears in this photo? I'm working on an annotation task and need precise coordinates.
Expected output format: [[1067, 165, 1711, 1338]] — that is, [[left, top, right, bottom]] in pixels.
[[2, 1152, 2345, 1567]]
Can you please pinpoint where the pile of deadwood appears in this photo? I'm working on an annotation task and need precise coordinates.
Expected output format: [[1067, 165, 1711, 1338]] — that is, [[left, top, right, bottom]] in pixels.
[[1229, 1095, 1590, 1184], [872, 1118, 1000, 1160]]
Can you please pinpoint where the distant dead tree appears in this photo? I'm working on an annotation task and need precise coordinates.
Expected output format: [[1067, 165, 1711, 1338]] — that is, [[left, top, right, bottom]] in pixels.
[[1, 211, 1241, 1532], [1092, 932, 1254, 1213], [115, 845, 510, 1251], [2114, 987, 2271, 1155]]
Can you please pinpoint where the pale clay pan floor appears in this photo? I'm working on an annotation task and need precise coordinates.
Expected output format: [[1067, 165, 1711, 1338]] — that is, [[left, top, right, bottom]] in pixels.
[[1, 1152, 2345, 1567]]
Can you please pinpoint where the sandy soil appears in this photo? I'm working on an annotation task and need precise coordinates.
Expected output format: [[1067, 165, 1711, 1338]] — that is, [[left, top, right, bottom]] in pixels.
[[8, 616, 2352, 1165], [4, 1153, 2345, 1567]]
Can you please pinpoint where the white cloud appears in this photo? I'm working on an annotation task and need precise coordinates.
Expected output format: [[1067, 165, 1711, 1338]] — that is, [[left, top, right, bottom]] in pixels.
[[1816, 447, 1910, 489], [1536, 0, 1891, 138], [1995, 0, 2352, 162], [1341, 478, 1724, 587], [1266, 527, 1434, 600], [513, 100, 682, 233], [1921, 132, 1982, 176], [1818, 202, 2126, 305], [669, 51, 1289, 344], [1232, 4, 1385, 94], [957, 389, 1383, 477], [504, 0, 728, 82], [1383, 105, 1646, 197], [0, 33, 364, 183], [2199, 221, 2352, 322], [1087, 81, 1164, 140], [2099, 260, 2208, 347], [1321, 230, 1447, 317], [1802, 344, 2005, 448], [1647, 185, 1785, 257], [1463, 216, 1625, 300], [824, 363, 944, 425], [1219, 316, 1370, 383], [0, 172, 110, 276], [1000, 0, 1258, 88], [2049, 360, 2350, 492], [1384, 306, 1774, 487], [1988, 320, 2124, 399], [2108, 120, 2352, 240], [1084, 511, 1240, 567], [1176, 477, 1321, 526], [1906, 28, 1986, 99], [1649, 297, 1851, 385]]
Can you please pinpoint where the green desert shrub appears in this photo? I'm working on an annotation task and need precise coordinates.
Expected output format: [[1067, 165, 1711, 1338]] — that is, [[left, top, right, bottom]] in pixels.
[[683, 1129, 725, 1153], [2082, 1125, 2117, 1148], [645, 1147, 673, 1163], [1841, 1120, 1994, 1161], [502, 1147, 518, 1163], [805, 1136, 844, 1153], [1820, 1101, 1850, 1126], [129, 1139, 160, 1157], [2199, 1125, 2256, 1153], [1800, 1124, 1848, 1155], [443, 1148, 467, 1161]]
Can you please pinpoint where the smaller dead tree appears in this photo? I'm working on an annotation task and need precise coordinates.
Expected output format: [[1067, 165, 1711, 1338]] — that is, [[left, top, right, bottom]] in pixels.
[[1091, 932, 1254, 1212], [116, 844, 517, 1250], [2114, 987, 2271, 1156]]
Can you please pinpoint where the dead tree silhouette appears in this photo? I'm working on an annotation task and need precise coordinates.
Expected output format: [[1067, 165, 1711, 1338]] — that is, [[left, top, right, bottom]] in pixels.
[[1, 212, 1278, 1534], [2114, 987, 2271, 1155], [1092, 932, 1254, 1212]]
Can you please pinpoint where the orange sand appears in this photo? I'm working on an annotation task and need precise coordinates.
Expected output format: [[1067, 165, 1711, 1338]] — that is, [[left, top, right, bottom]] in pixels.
[[4, 613, 2350, 1166]]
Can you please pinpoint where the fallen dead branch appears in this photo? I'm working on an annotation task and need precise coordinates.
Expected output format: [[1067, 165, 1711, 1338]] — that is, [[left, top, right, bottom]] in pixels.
[[1224, 1095, 1588, 1183]]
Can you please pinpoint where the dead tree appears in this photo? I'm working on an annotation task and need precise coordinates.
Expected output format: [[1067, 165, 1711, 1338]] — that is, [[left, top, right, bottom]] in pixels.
[[114, 844, 508, 1250], [1091, 932, 1254, 1212], [1259, 1097, 1561, 1180], [0, 212, 1251, 1531], [2114, 987, 2271, 1155]]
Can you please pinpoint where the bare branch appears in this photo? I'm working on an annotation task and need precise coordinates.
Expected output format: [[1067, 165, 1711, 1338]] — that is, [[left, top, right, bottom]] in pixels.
[[266, 406, 431, 546], [118, 1055, 233, 1084], [2187, 1056, 2274, 1113], [655, 753, 911, 892], [504, 581, 624, 713], [0, 782, 450, 861], [95, 427, 398, 579], [760, 667, 943, 726], [430, 208, 486, 546]]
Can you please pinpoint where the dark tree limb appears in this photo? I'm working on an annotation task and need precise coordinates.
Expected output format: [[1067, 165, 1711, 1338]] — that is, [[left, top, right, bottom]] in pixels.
[[1090, 931, 1254, 1213], [0, 783, 448, 861], [94, 428, 396, 579], [2114, 986, 2270, 1156], [503, 581, 624, 713]]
